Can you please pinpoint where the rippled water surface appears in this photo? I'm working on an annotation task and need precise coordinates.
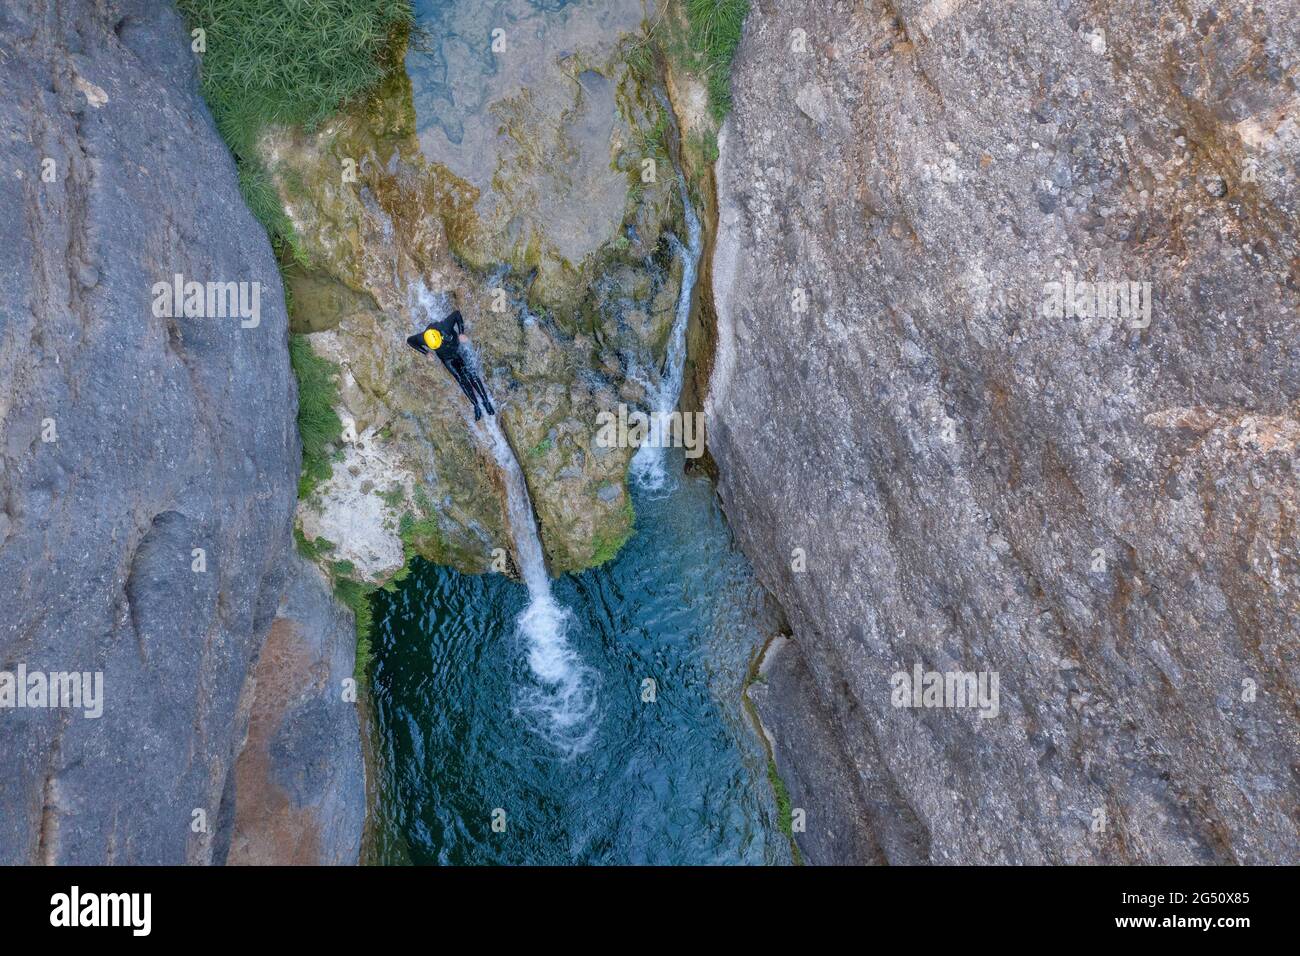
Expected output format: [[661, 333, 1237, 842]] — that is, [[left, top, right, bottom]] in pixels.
[[369, 453, 790, 865], [372, 0, 786, 866]]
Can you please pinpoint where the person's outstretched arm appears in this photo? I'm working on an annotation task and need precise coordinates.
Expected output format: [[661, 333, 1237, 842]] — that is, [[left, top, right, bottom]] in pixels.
[[451, 310, 465, 335]]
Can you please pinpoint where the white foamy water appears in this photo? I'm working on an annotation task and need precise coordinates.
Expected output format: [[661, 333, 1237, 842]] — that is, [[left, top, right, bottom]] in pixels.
[[476, 383, 598, 757], [408, 279, 596, 755], [630, 178, 704, 492]]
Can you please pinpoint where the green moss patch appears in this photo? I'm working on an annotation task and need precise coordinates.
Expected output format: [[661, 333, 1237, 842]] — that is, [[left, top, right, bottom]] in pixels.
[[289, 335, 344, 499], [589, 495, 635, 567]]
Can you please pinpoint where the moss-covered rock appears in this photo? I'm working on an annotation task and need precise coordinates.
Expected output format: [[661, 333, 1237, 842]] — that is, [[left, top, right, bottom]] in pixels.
[[262, 9, 689, 581]]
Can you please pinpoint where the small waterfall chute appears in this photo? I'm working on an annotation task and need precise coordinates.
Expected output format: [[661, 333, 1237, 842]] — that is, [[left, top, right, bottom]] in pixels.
[[630, 176, 704, 493]]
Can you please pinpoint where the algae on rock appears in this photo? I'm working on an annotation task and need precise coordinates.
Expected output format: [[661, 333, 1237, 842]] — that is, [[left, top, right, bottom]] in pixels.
[[262, 6, 693, 581]]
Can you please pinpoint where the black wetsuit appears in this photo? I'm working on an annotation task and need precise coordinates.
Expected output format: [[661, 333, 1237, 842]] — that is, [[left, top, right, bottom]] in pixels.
[[406, 310, 495, 419]]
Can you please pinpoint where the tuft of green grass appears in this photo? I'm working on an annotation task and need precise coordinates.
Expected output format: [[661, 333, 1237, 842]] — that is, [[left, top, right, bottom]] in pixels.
[[683, 0, 750, 121], [398, 483, 446, 562], [294, 526, 336, 561], [398, 509, 442, 559], [354, 634, 373, 684], [687, 127, 720, 164], [332, 575, 377, 685], [623, 31, 655, 79], [766, 758, 805, 865], [289, 335, 343, 499], [634, 105, 670, 158], [179, 0, 412, 140], [177, 0, 411, 244]]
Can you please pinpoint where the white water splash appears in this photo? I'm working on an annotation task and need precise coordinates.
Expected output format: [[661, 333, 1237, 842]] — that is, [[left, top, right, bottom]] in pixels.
[[478, 401, 594, 744], [408, 278, 597, 756], [411, 282, 449, 327], [477, 414, 598, 757], [630, 178, 704, 493]]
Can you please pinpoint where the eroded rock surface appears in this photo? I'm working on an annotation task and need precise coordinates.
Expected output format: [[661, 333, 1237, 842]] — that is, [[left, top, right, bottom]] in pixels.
[[223, 557, 365, 866], [270, 7, 686, 579], [0, 0, 362, 864], [715, 0, 1299, 863]]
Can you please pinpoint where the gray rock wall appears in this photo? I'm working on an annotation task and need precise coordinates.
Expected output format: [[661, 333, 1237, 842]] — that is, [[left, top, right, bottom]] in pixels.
[[222, 557, 365, 866], [712, 0, 1299, 863], [0, 0, 363, 863]]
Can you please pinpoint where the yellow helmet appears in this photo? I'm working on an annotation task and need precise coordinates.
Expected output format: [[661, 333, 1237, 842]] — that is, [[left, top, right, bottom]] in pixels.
[[423, 328, 442, 350]]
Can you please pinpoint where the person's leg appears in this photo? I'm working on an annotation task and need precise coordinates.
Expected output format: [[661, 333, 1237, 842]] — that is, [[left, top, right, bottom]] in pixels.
[[442, 355, 482, 417], [456, 371, 484, 419], [470, 369, 495, 414]]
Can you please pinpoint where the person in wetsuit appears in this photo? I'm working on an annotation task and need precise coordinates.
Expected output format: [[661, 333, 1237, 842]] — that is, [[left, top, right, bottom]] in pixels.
[[406, 309, 496, 420]]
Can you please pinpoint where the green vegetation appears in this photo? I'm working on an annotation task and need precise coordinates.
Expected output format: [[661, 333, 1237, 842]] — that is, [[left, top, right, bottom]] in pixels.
[[766, 758, 804, 865], [687, 127, 720, 164], [179, 4, 411, 630], [398, 485, 447, 566], [291, 526, 376, 683], [741, 638, 804, 865], [177, 0, 409, 503], [332, 575, 377, 685], [591, 531, 624, 567], [294, 526, 336, 561], [291, 526, 378, 684], [289, 335, 344, 499], [635, 105, 670, 158], [530, 437, 554, 458], [378, 485, 406, 508], [683, 0, 750, 121], [398, 511, 441, 553], [627, 0, 749, 125], [176, 0, 411, 246], [623, 30, 656, 78], [590, 496, 635, 566], [380, 560, 412, 593]]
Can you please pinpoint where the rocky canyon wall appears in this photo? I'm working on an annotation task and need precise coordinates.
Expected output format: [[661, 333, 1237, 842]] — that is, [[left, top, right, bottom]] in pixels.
[[0, 0, 363, 863], [714, 0, 1299, 863]]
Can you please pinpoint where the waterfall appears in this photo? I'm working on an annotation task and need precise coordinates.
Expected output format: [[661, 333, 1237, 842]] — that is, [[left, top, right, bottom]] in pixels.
[[477, 413, 598, 757], [404, 168, 703, 756], [411, 281, 597, 757], [629, 176, 704, 492]]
